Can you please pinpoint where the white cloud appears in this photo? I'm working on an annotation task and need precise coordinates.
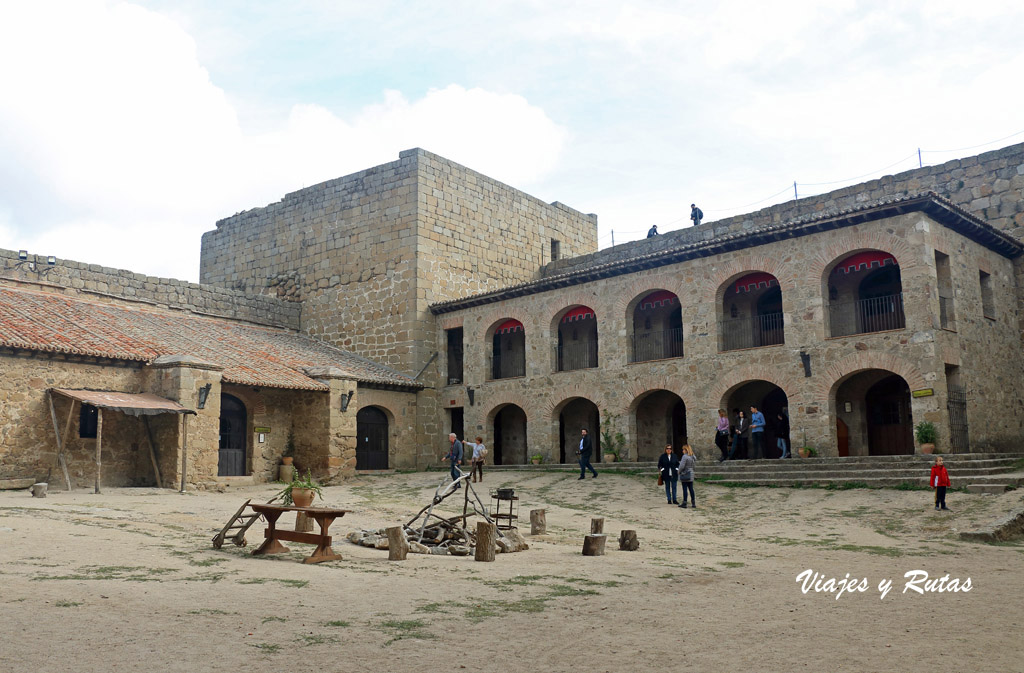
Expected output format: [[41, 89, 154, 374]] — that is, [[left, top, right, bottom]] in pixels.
[[0, 1, 567, 281]]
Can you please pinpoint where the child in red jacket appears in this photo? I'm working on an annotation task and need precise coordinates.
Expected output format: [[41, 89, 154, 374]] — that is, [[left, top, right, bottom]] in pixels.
[[930, 456, 951, 511]]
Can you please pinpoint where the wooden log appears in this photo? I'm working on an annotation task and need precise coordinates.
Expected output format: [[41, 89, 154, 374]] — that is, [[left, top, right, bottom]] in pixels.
[[295, 511, 314, 533], [180, 414, 189, 493], [94, 408, 103, 494], [142, 416, 163, 489], [530, 509, 547, 535], [618, 530, 640, 551], [582, 534, 606, 556], [46, 391, 73, 491], [474, 522, 497, 562], [590, 517, 604, 535], [386, 526, 409, 561]]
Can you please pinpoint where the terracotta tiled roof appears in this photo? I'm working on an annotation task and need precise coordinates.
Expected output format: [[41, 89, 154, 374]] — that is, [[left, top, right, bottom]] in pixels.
[[0, 286, 420, 391]]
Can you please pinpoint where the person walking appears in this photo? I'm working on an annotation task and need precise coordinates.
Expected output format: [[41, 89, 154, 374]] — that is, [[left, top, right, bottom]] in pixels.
[[727, 408, 748, 460], [930, 456, 951, 511], [647, 224, 659, 238], [658, 445, 680, 504], [775, 412, 790, 459], [469, 435, 487, 482], [715, 409, 730, 462], [690, 204, 703, 226], [442, 432, 464, 488], [677, 445, 696, 508], [749, 405, 766, 460], [577, 428, 598, 479]]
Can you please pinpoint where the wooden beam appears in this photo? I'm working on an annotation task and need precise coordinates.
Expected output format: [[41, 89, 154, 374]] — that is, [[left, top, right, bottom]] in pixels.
[[94, 408, 103, 494], [46, 391, 73, 491], [179, 414, 188, 493], [142, 416, 163, 489]]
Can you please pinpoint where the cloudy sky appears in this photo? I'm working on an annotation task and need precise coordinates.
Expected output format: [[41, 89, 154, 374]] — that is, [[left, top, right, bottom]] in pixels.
[[1, 1, 1022, 281]]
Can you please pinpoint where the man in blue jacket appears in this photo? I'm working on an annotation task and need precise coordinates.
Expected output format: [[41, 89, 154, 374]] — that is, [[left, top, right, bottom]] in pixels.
[[749, 405, 766, 460], [444, 433, 464, 488], [577, 428, 598, 479]]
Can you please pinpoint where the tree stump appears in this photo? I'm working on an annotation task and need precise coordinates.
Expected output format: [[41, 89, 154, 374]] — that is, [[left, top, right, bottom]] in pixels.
[[530, 509, 547, 535], [590, 517, 604, 535], [582, 534, 606, 556], [295, 511, 314, 533], [475, 522, 497, 562], [618, 530, 640, 551], [386, 526, 409, 561]]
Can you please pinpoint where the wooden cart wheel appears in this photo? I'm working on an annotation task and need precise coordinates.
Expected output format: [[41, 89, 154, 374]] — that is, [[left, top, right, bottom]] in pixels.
[[234, 537, 247, 547], [212, 537, 224, 550]]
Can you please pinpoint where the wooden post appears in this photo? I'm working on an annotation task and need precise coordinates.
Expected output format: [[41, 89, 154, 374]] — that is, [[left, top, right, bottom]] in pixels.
[[582, 534, 606, 556], [618, 530, 640, 551], [94, 408, 103, 494], [474, 522, 497, 562], [386, 526, 409, 561], [142, 416, 163, 489], [590, 517, 604, 534], [530, 509, 547, 535], [46, 391, 73, 491], [295, 511, 314, 533], [179, 414, 188, 493]]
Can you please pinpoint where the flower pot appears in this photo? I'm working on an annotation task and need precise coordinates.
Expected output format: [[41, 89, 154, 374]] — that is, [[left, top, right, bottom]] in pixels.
[[291, 487, 315, 508], [798, 448, 810, 459], [531, 459, 540, 465], [281, 457, 294, 466], [919, 444, 935, 455], [278, 464, 295, 483], [605, 454, 617, 463]]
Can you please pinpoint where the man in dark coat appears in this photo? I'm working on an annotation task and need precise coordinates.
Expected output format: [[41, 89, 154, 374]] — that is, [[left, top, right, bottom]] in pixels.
[[443, 432, 464, 488], [577, 428, 598, 479], [690, 204, 703, 226], [647, 225, 658, 238]]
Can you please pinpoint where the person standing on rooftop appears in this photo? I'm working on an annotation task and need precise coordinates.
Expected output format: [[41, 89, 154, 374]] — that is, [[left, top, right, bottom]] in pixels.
[[690, 204, 703, 226]]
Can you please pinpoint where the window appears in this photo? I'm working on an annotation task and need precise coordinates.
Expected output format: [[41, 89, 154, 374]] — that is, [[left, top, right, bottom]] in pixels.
[[935, 251, 955, 330], [980, 271, 995, 318], [79, 404, 98, 438], [446, 327, 464, 385], [550, 239, 561, 262]]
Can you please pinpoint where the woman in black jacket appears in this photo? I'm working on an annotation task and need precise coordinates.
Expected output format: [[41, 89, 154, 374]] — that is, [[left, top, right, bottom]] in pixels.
[[657, 445, 679, 504]]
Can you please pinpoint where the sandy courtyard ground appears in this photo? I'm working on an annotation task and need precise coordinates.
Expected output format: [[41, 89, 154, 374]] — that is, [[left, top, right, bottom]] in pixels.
[[1, 470, 1022, 673]]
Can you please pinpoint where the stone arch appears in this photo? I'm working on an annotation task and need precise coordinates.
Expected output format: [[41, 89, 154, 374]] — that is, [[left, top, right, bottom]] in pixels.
[[475, 306, 533, 343], [624, 376, 688, 412], [485, 398, 530, 466], [542, 384, 609, 419], [548, 395, 602, 463], [700, 254, 795, 306], [709, 366, 798, 407], [483, 393, 535, 425], [808, 231, 916, 283], [627, 387, 688, 461], [817, 351, 928, 401], [614, 275, 686, 318]]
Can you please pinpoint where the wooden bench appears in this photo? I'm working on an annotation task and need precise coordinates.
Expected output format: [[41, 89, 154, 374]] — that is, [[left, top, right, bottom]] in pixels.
[[248, 504, 352, 564]]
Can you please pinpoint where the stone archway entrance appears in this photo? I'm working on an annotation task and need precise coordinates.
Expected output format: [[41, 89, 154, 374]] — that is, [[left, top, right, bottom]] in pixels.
[[356, 406, 389, 470], [493, 404, 528, 465], [557, 398, 600, 463], [633, 390, 686, 461], [218, 394, 247, 476], [834, 370, 914, 456], [723, 381, 788, 459]]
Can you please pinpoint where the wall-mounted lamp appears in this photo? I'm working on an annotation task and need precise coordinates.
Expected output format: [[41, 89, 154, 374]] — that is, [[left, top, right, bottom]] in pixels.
[[47, 255, 56, 266], [197, 383, 213, 409], [799, 351, 812, 378], [340, 390, 355, 412], [18, 250, 28, 260], [467, 387, 475, 406]]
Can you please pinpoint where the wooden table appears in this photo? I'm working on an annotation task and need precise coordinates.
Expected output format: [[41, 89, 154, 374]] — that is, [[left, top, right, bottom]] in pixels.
[[248, 504, 351, 564]]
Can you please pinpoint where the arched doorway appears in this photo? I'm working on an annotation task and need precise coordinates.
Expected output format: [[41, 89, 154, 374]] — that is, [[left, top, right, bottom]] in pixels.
[[490, 319, 526, 379], [720, 273, 784, 351], [555, 306, 599, 372], [833, 370, 914, 456], [633, 390, 687, 461], [630, 291, 683, 362], [492, 404, 528, 465], [218, 394, 247, 476], [826, 251, 905, 336], [723, 381, 788, 459], [557, 398, 600, 463], [356, 406, 389, 470]]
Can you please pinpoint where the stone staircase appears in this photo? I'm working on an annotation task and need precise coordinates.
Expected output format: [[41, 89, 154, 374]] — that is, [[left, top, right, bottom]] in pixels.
[[488, 453, 1024, 489]]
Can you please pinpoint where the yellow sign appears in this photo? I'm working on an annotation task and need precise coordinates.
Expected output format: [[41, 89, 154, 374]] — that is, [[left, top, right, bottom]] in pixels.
[[911, 389, 934, 398], [254, 426, 272, 433]]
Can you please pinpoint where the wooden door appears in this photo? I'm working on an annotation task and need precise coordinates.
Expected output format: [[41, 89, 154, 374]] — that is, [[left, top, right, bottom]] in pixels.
[[218, 394, 247, 476], [356, 407, 389, 470]]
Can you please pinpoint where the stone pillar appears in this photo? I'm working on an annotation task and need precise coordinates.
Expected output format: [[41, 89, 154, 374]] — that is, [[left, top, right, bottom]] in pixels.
[[147, 355, 224, 487], [304, 367, 358, 482]]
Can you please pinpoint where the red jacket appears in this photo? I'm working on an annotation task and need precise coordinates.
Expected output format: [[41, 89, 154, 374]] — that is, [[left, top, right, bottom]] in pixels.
[[930, 465, 951, 488]]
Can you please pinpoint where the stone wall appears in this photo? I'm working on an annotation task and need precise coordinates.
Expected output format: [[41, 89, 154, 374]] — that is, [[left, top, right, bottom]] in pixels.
[[0, 248, 299, 329], [543, 142, 1024, 276], [356, 388, 419, 470], [435, 211, 1024, 461]]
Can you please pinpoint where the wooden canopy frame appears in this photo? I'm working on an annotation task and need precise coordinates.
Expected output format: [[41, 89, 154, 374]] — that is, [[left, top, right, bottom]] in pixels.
[[47, 389, 196, 494]]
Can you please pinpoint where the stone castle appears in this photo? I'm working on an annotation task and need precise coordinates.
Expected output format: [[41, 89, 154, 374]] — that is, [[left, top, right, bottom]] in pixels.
[[2, 142, 1023, 488]]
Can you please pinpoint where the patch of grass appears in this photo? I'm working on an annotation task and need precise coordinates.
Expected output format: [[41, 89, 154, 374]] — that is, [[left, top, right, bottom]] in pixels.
[[54, 600, 82, 607], [894, 481, 930, 491], [188, 608, 237, 616], [377, 619, 436, 645], [719, 561, 745, 568], [262, 616, 287, 624], [252, 643, 281, 654], [323, 620, 351, 627], [298, 633, 339, 646], [833, 544, 903, 557], [33, 565, 177, 582], [546, 584, 599, 597], [238, 578, 309, 588], [564, 577, 622, 587], [188, 557, 228, 567]]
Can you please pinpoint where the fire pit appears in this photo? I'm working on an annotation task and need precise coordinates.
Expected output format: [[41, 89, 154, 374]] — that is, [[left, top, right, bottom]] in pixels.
[[490, 488, 519, 530]]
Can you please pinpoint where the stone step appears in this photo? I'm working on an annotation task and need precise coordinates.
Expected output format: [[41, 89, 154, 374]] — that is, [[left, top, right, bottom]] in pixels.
[[695, 473, 1024, 489]]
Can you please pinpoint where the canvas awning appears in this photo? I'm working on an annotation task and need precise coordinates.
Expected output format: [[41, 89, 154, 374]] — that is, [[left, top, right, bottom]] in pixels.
[[561, 306, 596, 323], [50, 389, 195, 416], [834, 251, 898, 274], [734, 272, 779, 294]]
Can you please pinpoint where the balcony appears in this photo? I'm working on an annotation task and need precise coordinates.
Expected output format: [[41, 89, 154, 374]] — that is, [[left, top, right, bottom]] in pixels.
[[491, 351, 525, 380], [719, 312, 784, 351], [556, 341, 598, 372], [630, 327, 684, 363], [828, 293, 905, 337]]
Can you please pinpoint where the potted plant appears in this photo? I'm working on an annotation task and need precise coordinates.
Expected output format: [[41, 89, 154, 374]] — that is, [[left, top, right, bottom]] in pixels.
[[915, 421, 937, 454], [797, 447, 818, 459], [275, 469, 323, 508], [281, 426, 296, 465], [600, 414, 626, 463], [531, 453, 543, 465]]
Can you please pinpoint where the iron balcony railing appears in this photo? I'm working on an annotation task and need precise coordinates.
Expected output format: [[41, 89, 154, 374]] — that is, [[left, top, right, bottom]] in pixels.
[[556, 340, 599, 371], [491, 351, 526, 379], [630, 327, 684, 363], [719, 312, 785, 351], [939, 295, 956, 330], [828, 293, 905, 337]]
